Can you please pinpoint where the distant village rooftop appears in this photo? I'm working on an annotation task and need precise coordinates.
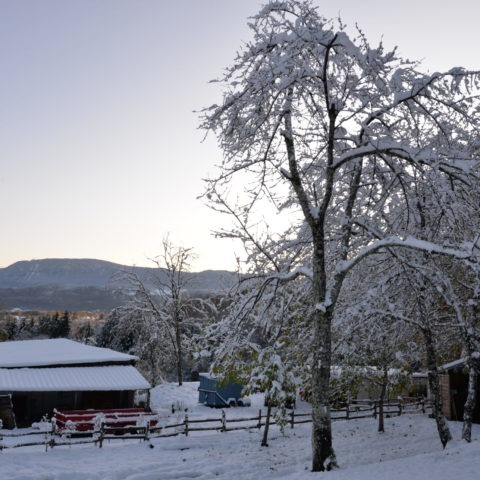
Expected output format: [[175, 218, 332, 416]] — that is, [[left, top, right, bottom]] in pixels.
[[0, 338, 137, 368]]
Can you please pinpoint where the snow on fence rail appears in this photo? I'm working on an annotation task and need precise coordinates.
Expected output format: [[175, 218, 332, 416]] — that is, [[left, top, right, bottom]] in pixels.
[[0, 398, 430, 452]]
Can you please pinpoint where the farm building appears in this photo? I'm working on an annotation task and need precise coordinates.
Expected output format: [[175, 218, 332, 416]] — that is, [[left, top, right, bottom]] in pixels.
[[0, 338, 150, 427], [198, 373, 247, 407], [440, 358, 480, 423]]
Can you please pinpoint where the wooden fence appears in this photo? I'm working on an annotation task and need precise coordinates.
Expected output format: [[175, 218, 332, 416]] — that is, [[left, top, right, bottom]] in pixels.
[[0, 397, 430, 452]]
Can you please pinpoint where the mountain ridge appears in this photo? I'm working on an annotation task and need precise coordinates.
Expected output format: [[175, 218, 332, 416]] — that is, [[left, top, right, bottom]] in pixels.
[[0, 258, 238, 311]]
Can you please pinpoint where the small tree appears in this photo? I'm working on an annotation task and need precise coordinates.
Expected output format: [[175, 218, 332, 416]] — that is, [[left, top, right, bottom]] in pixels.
[[0, 328, 8, 342], [4, 317, 18, 340], [337, 312, 415, 432], [74, 322, 96, 345], [151, 236, 197, 386], [110, 237, 210, 385], [253, 346, 297, 447], [97, 309, 135, 352], [56, 311, 71, 338], [207, 277, 309, 446], [354, 258, 455, 447], [37, 312, 70, 338]]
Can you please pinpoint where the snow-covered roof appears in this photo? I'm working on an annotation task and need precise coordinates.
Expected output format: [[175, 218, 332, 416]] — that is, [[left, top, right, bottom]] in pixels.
[[0, 365, 150, 392], [442, 358, 466, 371], [0, 339, 137, 368]]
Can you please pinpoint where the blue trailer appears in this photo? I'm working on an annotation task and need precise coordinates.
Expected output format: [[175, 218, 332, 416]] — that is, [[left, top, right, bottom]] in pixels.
[[198, 373, 249, 407]]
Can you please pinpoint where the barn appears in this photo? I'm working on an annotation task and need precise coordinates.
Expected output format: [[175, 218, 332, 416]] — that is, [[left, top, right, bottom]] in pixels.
[[440, 358, 480, 424], [0, 338, 150, 427]]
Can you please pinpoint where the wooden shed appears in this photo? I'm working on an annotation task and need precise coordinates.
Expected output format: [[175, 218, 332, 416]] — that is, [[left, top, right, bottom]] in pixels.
[[440, 359, 480, 423], [0, 339, 150, 427]]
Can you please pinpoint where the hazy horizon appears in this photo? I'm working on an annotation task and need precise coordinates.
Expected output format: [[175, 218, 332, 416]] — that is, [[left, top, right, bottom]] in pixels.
[[0, 256, 236, 272]]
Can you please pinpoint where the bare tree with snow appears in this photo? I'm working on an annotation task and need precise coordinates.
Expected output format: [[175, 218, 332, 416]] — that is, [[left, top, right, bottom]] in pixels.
[[106, 238, 210, 386], [150, 236, 197, 386]]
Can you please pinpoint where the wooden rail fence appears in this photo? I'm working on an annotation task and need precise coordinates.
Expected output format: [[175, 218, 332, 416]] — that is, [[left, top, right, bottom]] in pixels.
[[0, 397, 430, 452]]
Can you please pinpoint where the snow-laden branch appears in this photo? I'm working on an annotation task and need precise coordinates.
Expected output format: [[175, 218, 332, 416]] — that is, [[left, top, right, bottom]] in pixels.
[[332, 142, 411, 169], [362, 308, 427, 332], [267, 266, 313, 282], [331, 140, 461, 170], [335, 236, 476, 281]]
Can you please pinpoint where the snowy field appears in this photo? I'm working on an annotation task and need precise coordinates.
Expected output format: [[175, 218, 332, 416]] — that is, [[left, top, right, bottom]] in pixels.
[[1, 382, 480, 479]]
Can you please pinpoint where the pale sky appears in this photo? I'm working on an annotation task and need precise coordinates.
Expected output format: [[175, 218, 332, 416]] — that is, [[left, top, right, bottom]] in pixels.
[[1, 0, 479, 272]]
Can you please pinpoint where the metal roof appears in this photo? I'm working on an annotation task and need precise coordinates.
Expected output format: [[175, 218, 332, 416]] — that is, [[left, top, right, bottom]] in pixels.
[[0, 365, 150, 392]]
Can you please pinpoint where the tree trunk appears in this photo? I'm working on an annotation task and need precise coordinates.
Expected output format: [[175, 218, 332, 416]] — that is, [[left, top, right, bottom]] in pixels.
[[261, 403, 272, 447], [423, 328, 452, 448], [378, 370, 388, 433], [175, 312, 183, 386], [462, 363, 478, 442], [311, 309, 337, 471], [461, 295, 479, 443], [309, 225, 337, 472]]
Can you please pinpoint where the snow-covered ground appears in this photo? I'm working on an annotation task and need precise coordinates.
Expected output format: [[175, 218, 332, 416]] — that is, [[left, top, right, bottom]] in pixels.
[[1, 382, 479, 479]]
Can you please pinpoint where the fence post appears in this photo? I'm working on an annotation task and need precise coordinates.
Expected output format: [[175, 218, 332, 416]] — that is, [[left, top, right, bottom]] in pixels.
[[44, 427, 50, 452], [421, 399, 425, 414], [258, 409, 262, 429], [290, 410, 295, 429], [373, 401, 377, 419], [46, 420, 56, 451], [221, 410, 226, 432], [99, 422, 105, 448], [144, 423, 150, 442], [51, 419, 56, 447], [184, 414, 189, 437], [346, 403, 350, 420], [398, 403, 402, 416]]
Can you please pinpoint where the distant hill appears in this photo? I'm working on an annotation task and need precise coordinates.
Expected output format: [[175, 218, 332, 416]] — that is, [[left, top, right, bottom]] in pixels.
[[0, 259, 238, 311]]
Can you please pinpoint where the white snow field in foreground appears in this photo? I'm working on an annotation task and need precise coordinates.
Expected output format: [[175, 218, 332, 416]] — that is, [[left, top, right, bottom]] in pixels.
[[1, 382, 479, 479]]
